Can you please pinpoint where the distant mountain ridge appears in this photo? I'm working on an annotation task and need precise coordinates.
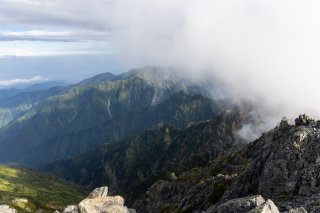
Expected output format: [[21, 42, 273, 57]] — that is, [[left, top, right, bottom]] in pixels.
[[43, 110, 249, 205], [0, 81, 66, 128], [0, 67, 230, 166], [0, 86, 65, 128]]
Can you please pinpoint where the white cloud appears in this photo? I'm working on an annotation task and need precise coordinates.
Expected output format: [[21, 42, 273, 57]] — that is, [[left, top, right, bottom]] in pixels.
[[0, 30, 110, 42], [106, 0, 320, 124], [0, 0, 112, 32], [0, 40, 112, 57], [0, 0, 113, 55], [0, 76, 48, 87]]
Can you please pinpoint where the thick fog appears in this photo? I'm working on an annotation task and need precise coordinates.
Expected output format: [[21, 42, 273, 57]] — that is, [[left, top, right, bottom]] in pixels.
[[108, 0, 320, 137]]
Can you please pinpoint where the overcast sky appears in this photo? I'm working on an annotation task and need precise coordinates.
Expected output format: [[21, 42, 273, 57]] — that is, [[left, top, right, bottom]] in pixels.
[[2, 0, 320, 125], [0, 0, 124, 83]]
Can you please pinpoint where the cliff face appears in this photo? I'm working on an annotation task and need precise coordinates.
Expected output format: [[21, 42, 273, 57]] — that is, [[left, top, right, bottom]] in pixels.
[[135, 115, 320, 212]]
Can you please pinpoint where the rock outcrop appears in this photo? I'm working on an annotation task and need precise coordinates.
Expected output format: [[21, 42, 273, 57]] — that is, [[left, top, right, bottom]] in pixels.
[[220, 114, 320, 205], [59, 187, 135, 213], [209, 195, 280, 213], [135, 114, 320, 212]]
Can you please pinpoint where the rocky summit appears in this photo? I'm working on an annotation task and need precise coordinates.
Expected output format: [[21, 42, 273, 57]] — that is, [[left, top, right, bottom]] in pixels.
[[134, 114, 320, 212], [59, 186, 136, 213]]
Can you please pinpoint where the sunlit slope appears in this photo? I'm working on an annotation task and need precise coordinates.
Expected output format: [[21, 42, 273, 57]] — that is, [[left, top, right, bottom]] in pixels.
[[0, 67, 228, 166], [0, 165, 88, 212]]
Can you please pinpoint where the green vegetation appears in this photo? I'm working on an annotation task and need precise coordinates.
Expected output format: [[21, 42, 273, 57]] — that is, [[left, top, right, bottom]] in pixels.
[[44, 110, 246, 206], [0, 165, 88, 212], [208, 182, 227, 204], [0, 67, 224, 167]]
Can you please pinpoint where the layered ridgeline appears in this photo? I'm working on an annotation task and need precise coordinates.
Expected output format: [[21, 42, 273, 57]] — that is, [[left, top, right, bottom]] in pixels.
[[43, 110, 250, 206], [0, 67, 230, 166], [0, 86, 64, 128], [0, 81, 64, 101], [0, 165, 87, 212]]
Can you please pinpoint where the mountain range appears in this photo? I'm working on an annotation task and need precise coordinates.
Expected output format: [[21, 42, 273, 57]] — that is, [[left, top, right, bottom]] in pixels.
[[1, 66, 317, 213], [0, 67, 231, 167]]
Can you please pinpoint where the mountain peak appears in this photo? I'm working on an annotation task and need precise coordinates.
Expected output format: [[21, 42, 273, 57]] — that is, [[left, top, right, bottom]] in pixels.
[[294, 114, 316, 126]]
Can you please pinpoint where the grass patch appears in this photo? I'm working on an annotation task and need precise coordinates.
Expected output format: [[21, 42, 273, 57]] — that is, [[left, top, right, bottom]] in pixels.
[[0, 165, 89, 212]]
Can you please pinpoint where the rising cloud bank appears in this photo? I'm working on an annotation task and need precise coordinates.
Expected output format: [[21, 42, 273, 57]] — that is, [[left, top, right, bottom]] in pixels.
[[108, 0, 320, 124], [0, 76, 48, 87]]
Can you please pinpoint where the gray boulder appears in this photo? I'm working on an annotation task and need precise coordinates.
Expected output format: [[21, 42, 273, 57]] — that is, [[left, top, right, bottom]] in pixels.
[[60, 186, 134, 213], [213, 195, 279, 213], [286, 207, 308, 213], [62, 205, 78, 213], [88, 186, 108, 199], [0, 205, 17, 213]]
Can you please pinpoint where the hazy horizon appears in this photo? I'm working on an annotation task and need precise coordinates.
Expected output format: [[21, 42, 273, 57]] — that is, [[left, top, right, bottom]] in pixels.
[[0, 54, 126, 86]]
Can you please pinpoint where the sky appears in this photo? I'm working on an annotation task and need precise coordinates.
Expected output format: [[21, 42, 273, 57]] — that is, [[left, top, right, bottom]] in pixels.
[[2, 0, 320, 127], [0, 0, 125, 83]]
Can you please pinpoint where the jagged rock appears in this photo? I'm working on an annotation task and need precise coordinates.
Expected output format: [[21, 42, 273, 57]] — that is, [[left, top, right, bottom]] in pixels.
[[136, 114, 320, 212], [257, 199, 280, 213], [88, 187, 108, 198], [0, 205, 17, 213], [286, 207, 308, 213], [218, 114, 320, 203], [212, 195, 279, 213], [62, 205, 78, 213], [295, 114, 314, 126], [61, 186, 134, 213], [135, 174, 238, 212], [279, 116, 290, 130], [79, 195, 126, 213]]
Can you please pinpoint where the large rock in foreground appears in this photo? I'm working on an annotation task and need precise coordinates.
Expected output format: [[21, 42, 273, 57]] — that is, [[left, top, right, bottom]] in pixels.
[[60, 187, 135, 213], [210, 195, 280, 213], [0, 205, 16, 213]]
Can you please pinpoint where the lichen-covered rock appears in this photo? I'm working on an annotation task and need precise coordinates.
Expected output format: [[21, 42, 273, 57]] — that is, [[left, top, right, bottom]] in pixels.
[[212, 195, 279, 213], [295, 114, 314, 126], [0, 205, 17, 213], [62, 205, 78, 213], [286, 207, 308, 213], [79, 195, 126, 213], [88, 187, 108, 198], [60, 186, 133, 213], [11, 198, 36, 212], [257, 199, 280, 213]]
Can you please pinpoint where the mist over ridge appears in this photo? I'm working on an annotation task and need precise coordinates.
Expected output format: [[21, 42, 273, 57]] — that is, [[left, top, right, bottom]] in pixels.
[[108, 0, 320, 130]]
